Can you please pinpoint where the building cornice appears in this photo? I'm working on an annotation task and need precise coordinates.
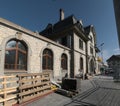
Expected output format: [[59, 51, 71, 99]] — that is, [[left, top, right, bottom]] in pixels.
[[73, 25, 89, 42], [0, 17, 70, 51]]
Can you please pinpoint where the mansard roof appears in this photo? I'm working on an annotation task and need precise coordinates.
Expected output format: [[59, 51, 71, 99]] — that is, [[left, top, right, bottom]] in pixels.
[[40, 15, 76, 34], [107, 55, 120, 62], [40, 15, 97, 37], [84, 25, 96, 36], [40, 15, 86, 39], [84, 25, 97, 44], [53, 15, 77, 32]]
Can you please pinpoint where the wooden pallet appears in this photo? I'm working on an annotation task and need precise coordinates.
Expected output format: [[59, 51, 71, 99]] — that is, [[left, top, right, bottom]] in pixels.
[[0, 75, 18, 106], [17, 71, 51, 104], [0, 71, 52, 106]]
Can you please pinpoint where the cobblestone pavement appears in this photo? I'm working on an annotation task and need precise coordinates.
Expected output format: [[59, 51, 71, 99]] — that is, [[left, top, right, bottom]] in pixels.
[[27, 93, 71, 106], [65, 75, 120, 106], [27, 80, 93, 106], [27, 75, 120, 106]]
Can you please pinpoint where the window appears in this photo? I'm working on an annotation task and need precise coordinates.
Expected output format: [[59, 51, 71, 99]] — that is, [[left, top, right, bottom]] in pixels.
[[61, 36, 67, 46], [61, 54, 67, 70], [90, 36, 93, 43], [80, 57, 83, 70], [42, 49, 53, 70], [90, 47, 93, 54], [79, 39, 83, 49], [5, 40, 27, 70]]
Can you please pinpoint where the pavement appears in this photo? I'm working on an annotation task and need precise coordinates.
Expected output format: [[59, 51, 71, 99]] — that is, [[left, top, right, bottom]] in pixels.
[[27, 75, 120, 106], [66, 75, 120, 106], [27, 93, 71, 106], [27, 79, 94, 106]]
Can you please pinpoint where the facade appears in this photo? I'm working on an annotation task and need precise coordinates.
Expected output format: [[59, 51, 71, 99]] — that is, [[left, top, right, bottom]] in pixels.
[[0, 18, 71, 80], [40, 9, 100, 77], [113, 0, 120, 47], [107, 55, 120, 71], [0, 10, 100, 80], [107, 55, 120, 80]]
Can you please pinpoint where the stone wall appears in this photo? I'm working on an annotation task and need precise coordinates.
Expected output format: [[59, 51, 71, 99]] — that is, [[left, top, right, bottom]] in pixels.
[[74, 51, 86, 75], [73, 32, 86, 54], [73, 32, 87, 76], [0, 21, 70, 80]]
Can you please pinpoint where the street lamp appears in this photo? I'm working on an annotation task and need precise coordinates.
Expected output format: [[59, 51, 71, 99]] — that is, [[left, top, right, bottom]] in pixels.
[[98, 43, 104, 63]]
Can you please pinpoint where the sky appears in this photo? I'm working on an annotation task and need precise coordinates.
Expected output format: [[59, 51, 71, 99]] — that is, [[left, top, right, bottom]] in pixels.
[[0, 0, 119, 62]]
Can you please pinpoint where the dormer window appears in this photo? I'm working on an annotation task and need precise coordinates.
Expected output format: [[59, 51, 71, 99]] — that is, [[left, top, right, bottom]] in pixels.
[[61, 36, 67, 46]]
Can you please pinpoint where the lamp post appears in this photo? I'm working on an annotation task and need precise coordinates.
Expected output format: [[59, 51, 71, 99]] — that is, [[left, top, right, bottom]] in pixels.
[[100, 43, 104, 63], [97, 43, 104, 75], [98, 43, 104, 64]]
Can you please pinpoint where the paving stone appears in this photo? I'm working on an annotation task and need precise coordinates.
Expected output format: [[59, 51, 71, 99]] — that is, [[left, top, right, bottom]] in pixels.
[[27, 75, 120, 106]]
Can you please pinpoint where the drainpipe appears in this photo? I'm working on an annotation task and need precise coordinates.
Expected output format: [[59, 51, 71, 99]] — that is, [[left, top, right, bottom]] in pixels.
[[70, 33, 74, 78], [86, 41, 88, 74]]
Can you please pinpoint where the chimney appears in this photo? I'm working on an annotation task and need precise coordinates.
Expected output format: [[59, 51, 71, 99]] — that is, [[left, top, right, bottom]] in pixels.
[[60, 9, 64, 21]]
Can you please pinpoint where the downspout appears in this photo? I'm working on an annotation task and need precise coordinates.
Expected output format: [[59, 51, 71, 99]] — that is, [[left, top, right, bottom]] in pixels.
[[86, 41, 88, 73], [70, 32, 74, 78]]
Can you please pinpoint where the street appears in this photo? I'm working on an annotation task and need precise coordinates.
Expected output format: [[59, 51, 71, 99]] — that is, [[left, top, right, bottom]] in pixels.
[[27, 75, 120, 106]]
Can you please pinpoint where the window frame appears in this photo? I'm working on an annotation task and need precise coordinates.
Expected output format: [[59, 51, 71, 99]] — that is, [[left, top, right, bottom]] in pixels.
[[42, 49, 53, 70], [79, 39, 83, 50], [80, 57, 84, 70], [4, 40, 27, 71], [90, 46, 93, 54], [61, 53, 67, 70]]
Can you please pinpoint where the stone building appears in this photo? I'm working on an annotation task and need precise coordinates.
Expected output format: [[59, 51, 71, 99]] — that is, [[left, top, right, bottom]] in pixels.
[[107, 55, 120, 80], [40, 9, 100, 77], [107, 55, 120, 71], [0, 10, 100, 80], [0, 18, 71, 80]]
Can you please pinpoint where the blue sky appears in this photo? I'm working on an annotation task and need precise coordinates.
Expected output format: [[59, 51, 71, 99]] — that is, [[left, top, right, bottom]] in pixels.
[[0, 0, 119, 62]]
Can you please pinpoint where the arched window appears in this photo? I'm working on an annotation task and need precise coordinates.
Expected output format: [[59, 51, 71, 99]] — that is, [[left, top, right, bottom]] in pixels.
[[42, 49, 53, 70], [80, 57, 83, 70], [5, 40, 27, 70], [61, 54, 67, 70]]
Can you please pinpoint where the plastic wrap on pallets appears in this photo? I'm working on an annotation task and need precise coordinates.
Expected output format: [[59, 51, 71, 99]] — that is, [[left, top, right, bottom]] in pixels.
[[62, 78, 81, 92], [0, 75, 19, 88]]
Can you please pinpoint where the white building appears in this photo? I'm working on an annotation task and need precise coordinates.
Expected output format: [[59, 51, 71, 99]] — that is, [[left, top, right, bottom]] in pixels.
[[40, 9, 100, 77], [0, 10, 100, 80]]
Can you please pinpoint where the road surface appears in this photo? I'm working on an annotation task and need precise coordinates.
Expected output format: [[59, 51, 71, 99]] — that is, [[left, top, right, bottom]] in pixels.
[[27, 75, 120, 106]]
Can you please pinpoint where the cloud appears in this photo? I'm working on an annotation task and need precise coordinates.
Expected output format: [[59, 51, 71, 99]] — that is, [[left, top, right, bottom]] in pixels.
[[113, 48, 120, 54], [102, 50, 111, 62], [98, 48, 120, 63], [101, 48, 120, 63], [98, 49, 111, 63]]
